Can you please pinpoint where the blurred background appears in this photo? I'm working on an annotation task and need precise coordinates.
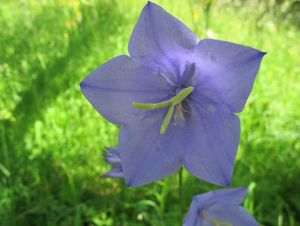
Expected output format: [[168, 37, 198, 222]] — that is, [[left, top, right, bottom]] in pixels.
[[0, 0, 299, 225]]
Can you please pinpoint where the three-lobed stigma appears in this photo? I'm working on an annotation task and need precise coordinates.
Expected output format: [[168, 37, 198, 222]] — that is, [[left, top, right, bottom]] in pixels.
[[132, 86, 194, 134]]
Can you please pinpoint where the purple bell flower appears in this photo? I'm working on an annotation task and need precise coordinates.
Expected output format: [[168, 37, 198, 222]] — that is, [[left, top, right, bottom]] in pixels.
[[183, 188, 259, 226], [80, 1, 265, 186], [102, 147, 123, 178]]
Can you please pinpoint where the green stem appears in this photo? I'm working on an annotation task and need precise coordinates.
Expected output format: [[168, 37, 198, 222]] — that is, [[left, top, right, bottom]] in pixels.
[[178, 167, 183, 224]]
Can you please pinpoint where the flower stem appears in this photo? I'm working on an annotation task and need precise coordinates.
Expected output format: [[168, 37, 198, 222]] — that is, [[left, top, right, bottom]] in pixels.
[[178, 167, 183, 224]]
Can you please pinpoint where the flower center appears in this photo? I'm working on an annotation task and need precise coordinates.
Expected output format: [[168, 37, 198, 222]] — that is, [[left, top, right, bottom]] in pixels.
[[132, 86, 194, 134]]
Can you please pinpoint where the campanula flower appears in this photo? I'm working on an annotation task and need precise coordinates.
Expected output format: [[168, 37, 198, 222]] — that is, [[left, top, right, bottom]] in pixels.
[[102, 147, 123, 178], [183, 188, 258, 226], [80, 1, 265, 186]]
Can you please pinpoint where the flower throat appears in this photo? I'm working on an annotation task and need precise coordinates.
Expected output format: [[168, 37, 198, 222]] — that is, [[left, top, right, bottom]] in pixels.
[[132, 86, 194, 134]]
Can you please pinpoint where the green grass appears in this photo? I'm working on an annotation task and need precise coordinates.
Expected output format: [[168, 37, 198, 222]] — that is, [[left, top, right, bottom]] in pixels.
[[0, 0, 299, 225]]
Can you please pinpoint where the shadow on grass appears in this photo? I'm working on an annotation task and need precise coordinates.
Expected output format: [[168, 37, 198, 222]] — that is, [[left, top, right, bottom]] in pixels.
[[0, 1, 125, 225]]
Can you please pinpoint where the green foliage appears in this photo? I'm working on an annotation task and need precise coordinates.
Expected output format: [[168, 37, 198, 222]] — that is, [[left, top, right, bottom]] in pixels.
[[0, 0, 299, 225]]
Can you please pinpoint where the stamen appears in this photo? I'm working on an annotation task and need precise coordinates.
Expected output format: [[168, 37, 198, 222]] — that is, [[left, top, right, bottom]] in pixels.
[[174, 103, 188, 124], [132, 86, 194, 134], [180, 62, 196, 85]]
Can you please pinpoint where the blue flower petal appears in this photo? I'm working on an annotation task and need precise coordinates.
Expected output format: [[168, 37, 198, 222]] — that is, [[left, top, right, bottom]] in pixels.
[[118, 110, 185, 187], [210, 187, 247, 206], [191, 188, 247, 212], [183, 197, 204, 226], [102, 167, 123, 179], [204, 204, 258, 226], [183, 103, 240, 186], [104, 147, 121, 166], [184, 188, 259, 226], [80, 55, 171, 125], [102, 147, 123, 179], [129, 1, 197, 73], [195, 39, 265, 113]]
